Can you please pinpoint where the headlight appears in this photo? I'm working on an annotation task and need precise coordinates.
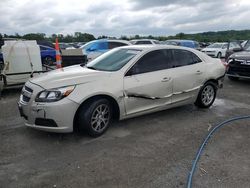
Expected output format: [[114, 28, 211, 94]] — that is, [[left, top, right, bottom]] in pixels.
[[227, 58, 234, 64], [35, 85, 75, 102]]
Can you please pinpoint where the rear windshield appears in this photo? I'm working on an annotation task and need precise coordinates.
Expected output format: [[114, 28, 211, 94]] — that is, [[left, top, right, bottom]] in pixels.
[[86, 48, 141, 71]]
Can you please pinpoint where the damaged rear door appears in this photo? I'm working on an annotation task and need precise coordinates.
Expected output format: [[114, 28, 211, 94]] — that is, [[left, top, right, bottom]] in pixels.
[[171, 49, 205, 104], [123, 49, 174, 115]]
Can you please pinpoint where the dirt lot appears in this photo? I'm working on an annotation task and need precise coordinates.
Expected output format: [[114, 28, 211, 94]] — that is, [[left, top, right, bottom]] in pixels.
[[0, 77, 250, 188]]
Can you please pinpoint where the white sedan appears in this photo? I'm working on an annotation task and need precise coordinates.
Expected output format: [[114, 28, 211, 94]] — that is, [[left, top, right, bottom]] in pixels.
[[18, 45, 225, 137], [201, 42, 228, 58]]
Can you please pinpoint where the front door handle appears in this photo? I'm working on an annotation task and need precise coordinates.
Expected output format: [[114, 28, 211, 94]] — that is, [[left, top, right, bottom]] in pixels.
[[161, 77, 171, 82]]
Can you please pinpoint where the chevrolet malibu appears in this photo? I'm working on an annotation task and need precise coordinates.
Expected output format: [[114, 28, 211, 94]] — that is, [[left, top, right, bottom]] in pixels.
[[18, 45, 225, 137]]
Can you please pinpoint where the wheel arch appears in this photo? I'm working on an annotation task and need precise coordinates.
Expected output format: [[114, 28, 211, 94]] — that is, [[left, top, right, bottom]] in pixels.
[[203, 79, 219, 89], [73, 94, 121, 132]]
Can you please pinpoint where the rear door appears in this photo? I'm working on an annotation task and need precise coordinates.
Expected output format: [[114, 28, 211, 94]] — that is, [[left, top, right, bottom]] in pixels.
[[171, 49, 205, 104], [123, 49, 174, 115]]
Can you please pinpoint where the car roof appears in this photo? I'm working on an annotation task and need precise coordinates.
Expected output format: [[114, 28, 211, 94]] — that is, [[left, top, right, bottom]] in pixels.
[[94, 39, 131, 44], [119, 44, 198, 52], [130, 39, 158, 41]]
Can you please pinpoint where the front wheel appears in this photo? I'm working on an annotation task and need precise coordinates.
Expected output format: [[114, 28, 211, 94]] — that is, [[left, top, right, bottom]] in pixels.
[[217, 52, 222, 59], [195, 82, 217, 108], [77, 98, 112, 137], [42, 56, 54, 66]]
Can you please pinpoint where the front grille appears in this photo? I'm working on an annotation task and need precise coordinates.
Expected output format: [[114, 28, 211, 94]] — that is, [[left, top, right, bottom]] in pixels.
[[22, 95, 30, 102], [21, 85, 33, 103], [228, 59, 250, 77]]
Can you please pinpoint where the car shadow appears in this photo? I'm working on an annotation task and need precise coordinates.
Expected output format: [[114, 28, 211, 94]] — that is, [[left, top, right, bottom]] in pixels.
[[0, 86, 22, 99]]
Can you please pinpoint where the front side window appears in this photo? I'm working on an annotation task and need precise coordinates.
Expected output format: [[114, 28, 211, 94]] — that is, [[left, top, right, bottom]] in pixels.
[[86, 48, 141, 71], [127, 50, 172, 75]]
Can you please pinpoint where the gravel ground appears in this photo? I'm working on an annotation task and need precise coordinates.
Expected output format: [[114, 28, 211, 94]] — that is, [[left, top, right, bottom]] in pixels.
[[0, 77, 250, 188]]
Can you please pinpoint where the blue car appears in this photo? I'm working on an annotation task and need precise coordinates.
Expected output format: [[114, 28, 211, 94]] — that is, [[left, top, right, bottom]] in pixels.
[[80, 39, 131, 61], [39, 45, 56, 66]]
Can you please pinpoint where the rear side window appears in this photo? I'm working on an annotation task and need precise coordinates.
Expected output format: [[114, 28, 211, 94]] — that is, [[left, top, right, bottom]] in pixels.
[[108, 42, 128, 49], [135, 41, 152, 45], [172, 49, 201, 67], [127, 50, 172, 75]]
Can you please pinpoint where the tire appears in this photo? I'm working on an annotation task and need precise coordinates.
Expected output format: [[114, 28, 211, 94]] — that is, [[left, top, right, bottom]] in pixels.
[[195, 82, 217, 108], [228, 76, 239, 81], [42, 56, 54, 66], [217, 52, 222, 59], [77, 98, 112, 137]]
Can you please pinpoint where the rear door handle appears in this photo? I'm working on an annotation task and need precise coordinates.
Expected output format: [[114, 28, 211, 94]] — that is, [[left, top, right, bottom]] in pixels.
[[196, 70, 203, 75], [161, 77, 171, 82]]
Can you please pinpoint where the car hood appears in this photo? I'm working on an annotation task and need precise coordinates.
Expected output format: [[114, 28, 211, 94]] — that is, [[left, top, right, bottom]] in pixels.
[[29, 65, 110, 89], [230, 51, 250, 60]]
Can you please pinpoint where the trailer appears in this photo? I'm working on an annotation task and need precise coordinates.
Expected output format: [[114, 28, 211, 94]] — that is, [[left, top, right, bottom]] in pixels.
[[0, 40, 46, 97]]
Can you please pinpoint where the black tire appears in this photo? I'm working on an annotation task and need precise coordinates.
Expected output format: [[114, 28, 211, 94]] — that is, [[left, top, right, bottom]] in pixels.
[[217, 52, 222, 59], [195, 82, 217, 108], [42, 56, 54, 66], [77, 98, 112, 137], [228, 76, 239, 81]]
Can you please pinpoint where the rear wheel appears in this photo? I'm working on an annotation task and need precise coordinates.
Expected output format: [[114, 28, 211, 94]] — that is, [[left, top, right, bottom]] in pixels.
[[77, 98, 112, 137], [228, 76, 239, 81], [195, 82, 217, 108]]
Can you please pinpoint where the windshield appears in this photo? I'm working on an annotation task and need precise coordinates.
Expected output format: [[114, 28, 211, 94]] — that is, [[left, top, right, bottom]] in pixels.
[[207, 43, 224, 48], [86, 48, 141, 71]]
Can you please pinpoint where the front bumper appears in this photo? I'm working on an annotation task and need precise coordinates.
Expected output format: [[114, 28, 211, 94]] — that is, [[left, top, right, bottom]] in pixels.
[[18, 82, 79, 133]]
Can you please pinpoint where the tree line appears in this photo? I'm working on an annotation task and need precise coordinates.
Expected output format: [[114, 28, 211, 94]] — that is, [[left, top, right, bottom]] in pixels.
[[1, 30, 250, 43]]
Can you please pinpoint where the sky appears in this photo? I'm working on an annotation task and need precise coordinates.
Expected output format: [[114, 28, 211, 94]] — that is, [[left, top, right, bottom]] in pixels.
[[0, 0, 250, 37]]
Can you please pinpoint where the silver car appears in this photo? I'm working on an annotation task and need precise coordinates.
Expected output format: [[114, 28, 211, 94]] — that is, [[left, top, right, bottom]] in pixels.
[[18, 45, 225, 137]]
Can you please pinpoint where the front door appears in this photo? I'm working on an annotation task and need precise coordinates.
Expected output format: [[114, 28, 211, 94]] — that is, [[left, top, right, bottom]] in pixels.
[[123, 49, 174, 115]]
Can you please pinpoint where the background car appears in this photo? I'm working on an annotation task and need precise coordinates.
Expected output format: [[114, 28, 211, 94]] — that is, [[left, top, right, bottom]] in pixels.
[[39, 45, 56, 66], [79, 39, 131, 61], [201, 42, 228, 58], [162, 39, 201, 50], [225, 41, 244, 60], [130, 39, 160, 45], [226, 44, 250, 80]]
